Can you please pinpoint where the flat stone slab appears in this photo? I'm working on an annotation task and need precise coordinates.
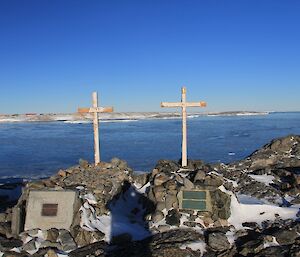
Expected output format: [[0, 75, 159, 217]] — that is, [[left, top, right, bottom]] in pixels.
[[24, 190, 78, 231]]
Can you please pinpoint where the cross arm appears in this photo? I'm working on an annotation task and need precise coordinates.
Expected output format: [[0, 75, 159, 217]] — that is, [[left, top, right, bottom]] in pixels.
[[161, 102, 182, 108], [78, 107, 114, 113], [161, 101, 207, 108], [185, 101, 207, 107]]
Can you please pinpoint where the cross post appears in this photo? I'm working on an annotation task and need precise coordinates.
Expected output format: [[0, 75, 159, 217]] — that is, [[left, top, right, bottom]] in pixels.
[[161, 86, 206, 167], [78, 91, 113, 165]]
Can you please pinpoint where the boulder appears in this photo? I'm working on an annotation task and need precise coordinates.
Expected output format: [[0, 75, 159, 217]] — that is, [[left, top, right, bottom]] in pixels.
[[152, 211, 164, 223], [22, 239, 36, 252], [57, 229, 77, 252], [46, 228, 59, 242], [273, 228, 299, 245], [153, 173, 170, 186], [165, 209, 181, 226], [207, 232, 230, 252]]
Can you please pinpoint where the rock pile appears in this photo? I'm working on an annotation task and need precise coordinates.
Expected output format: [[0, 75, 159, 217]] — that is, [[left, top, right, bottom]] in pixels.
[[0, 135, 299, 257], [147, 160, 231, 232]]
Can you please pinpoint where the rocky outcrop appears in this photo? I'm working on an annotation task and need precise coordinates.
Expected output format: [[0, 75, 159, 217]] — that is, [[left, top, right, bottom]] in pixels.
[[0, 135, 299, 257], [213, 135, 300, 204]]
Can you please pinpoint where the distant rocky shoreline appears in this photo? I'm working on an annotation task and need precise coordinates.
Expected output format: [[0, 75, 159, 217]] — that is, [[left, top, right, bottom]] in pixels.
[[0, 135, 299, 257], [0, 111, 270, 123]]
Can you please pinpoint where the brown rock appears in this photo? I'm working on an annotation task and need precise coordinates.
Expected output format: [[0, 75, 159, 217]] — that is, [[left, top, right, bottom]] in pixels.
[[183, 178, 194, 189], [46, 249, 58, 257], [156, 201, 166, 211], [152, 211, 164, 223], [74, 229, 92, 247], [154, 173, 170, 186], [46, 228, 59, 242], [165, 194, 178, 209], [194, 170, 206, 181], [153, 186, 166, 202], [164, 180, 177, 190], [58, 170, 67, 177], [0, 213, 7, 223]]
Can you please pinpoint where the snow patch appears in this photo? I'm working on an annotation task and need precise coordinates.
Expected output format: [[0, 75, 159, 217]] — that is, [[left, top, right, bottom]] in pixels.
[[134, 182, 150, 194], [83, 193, 97, 205], [219, 186, 299, 229], [249, 174, 276, 185], [80, 186, 151, 242], [226, 230, 236, 245], [180, 240, 206, 256]]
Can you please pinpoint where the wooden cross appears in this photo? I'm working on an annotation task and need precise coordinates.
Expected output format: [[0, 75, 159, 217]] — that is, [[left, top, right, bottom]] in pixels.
[[161, 86, 207, 167], [78, 91, 113, 165]]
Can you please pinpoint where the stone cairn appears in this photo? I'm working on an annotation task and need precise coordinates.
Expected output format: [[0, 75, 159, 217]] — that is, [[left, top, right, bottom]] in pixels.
[[148, 160, 231, 231]]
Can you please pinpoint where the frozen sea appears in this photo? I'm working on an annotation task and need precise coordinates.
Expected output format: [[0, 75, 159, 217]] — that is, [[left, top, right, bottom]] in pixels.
[[0, 112, 300, 179]]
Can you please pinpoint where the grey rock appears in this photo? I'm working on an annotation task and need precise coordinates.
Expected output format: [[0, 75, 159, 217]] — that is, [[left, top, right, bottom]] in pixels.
[[165, 194, 178, 209], [69, 241, 107, 257], [273, 228, 298, 245], [164, 180, 177, 190], [155, 160, 180, 174], [156, 201, 166, 211], [57, 229, 77, 252], [175, 174, 184, 184], [207, 232, 230, 252], [22, 239, 36, 252], [1, 251, 28, 257], [256, 245, 290, 257], [111, 158, 128, 170], [152, 210, 164, 223], [154, 173, 170, 186], [183, 178, 194, 189], [157, 225, 170, 233], [46, 228, 59, 242], [132, 173, 149, 187], [0, 223, 11, 237], [79, 159, 89, 168], [150, 228, 204, 248], [153, 186, 166, 202], [203, 175, 223, 187], [0, 214, 6, 223], [210, 189, 231, 220], [74, 229, 93, 247], [194, 170, 206, 182], [39, 240, 61, 249], [238, 238, 265, 256], [242, 222, 259, 230], [165, 209, 181, 226], [0, 236, 23, 250]]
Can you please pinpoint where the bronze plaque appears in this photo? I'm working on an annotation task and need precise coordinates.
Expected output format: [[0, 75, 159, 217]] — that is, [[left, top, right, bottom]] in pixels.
[[41, 203, 58, 216]]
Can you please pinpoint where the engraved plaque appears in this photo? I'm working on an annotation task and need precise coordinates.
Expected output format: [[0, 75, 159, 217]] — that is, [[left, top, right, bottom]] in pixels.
[[182, 200, 206, 210], [179, 190, 211, 211], [41, 203, 58, 216]]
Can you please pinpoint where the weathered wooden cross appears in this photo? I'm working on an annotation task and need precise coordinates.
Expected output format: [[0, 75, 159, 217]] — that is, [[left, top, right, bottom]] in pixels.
[[78, 91, 113, 165], [161, 86, 207, 167]]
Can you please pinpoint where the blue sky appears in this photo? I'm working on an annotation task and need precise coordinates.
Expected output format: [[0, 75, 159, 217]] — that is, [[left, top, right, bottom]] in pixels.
[[0, 0, 299, 114]]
